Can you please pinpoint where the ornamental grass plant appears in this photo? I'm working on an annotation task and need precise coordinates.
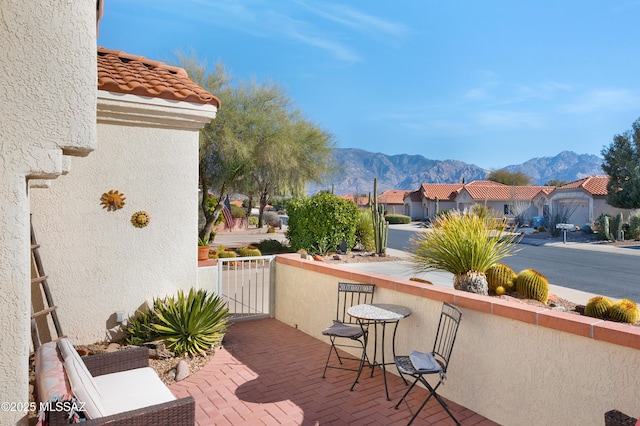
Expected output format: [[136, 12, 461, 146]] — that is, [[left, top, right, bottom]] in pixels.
[[409, 210, 522, 295]]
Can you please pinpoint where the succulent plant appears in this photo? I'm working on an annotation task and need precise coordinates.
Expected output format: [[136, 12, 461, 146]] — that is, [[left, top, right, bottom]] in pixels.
[[486, 263, 517, 293], [584, 296, 614, 319], [515, 269, 549, 303], [237, 246, 262, 257], [217, 249, 237, 259], [608, 299, 640, 324]]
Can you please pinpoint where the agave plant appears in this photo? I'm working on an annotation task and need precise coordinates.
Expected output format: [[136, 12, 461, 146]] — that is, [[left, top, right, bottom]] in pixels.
[[409, 210, 522, 295], [152, 288, 230, 356]]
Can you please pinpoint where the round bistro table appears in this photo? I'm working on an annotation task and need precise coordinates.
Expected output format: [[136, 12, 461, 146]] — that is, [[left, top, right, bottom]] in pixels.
[[347, 303, 411, 400]]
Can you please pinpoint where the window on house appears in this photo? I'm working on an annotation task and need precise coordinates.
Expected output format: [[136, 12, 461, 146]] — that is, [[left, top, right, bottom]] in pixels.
[[503, 204, 511, 215]]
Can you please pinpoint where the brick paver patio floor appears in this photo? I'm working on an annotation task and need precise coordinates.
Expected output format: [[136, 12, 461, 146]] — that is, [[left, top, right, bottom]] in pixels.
[[170, 318, 498, 426]]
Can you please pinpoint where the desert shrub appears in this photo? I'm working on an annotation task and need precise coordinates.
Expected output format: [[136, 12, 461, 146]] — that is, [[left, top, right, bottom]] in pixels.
[[152, 288, 230, 356], [263, 211, 281, 227], [248, 215, 259, 226], [594, 214, 613, 240], [124, 305, 159, 346], [580, 224, 593, 234], [409, 210, 521, 295], [251, 239, 291, 254], [267, 226, 276, 233], [630, 210, 640, 239], [470, 204, 493, 221], [385, 214, 411, 224], [354, 209, 375, 251], [231, 204, 246, 218], [537, 225, 547, 233], [286, 192, 359, 253]]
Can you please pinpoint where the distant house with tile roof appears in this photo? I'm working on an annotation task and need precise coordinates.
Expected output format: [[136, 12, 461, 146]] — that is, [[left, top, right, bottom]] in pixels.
[[401, 176, 632, 226], [340, 194, 370, 207], [377, 190, 409, 214], [547, 175, 633, 226]]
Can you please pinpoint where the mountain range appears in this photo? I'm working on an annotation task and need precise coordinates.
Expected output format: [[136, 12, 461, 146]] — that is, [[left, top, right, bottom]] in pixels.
[[306, 148, 604, 195]]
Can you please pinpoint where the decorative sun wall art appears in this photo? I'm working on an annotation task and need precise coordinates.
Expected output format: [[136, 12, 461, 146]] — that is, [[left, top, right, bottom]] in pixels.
[[100, 190, 126, 211], [131, 211, 151, 228]]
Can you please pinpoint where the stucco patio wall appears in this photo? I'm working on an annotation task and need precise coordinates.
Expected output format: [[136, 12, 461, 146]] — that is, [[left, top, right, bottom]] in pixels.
[[29, 93, 216, 344], [0, 2, 96, 424], [274, 253, 640, 426]]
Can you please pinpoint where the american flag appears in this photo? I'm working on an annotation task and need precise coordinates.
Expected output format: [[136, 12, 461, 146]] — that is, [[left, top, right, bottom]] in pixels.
[[222, 195, 235, 230]]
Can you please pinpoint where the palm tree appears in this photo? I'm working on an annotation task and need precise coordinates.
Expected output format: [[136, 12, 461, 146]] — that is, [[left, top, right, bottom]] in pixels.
[[409, 210, 521, 295]]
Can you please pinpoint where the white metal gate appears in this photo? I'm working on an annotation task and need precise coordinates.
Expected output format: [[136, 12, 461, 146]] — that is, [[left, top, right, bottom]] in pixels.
[[217, 255, 275, 322]]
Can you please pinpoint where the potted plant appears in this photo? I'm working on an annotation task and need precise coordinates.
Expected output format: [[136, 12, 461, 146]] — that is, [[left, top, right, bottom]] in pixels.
[[198, 236, 211, 261]]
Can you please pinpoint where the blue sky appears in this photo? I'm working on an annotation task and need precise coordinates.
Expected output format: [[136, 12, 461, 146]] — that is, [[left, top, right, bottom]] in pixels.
[[98, 1, 640, 170]]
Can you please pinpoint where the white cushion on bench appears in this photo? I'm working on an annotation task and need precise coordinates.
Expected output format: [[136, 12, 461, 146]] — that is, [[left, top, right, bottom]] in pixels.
[[57, 338, 176, 419], [57, 338, 106, 419], [93, 367, 176, 416]]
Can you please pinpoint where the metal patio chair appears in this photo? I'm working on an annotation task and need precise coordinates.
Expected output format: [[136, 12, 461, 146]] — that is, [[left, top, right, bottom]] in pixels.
[[321, 282, 375, 380], [394, 302, 463, 425]]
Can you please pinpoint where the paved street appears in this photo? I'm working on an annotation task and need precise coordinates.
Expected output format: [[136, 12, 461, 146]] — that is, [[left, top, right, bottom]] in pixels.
[[387, 224, 640, 303], [213, 223, 640, 304]]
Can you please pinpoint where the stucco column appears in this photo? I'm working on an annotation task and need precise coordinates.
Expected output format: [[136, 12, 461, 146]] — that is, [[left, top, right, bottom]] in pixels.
[[0, 173, 31, 425]]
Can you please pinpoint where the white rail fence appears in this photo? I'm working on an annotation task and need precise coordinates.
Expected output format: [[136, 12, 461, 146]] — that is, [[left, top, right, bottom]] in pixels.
[[216, 256, 275, 322]]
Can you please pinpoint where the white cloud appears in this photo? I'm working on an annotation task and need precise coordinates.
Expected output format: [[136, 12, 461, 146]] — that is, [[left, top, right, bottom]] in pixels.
[[559, 89, 640, 114], [475, 110, 544, 130]]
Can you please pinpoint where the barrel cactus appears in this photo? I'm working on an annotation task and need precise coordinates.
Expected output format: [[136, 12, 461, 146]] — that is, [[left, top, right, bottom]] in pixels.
[[609, 299, 640, 324], [584, 296, 614, 319], [218, 249, 237, 259], [515, 269, 549, 303], [237, 246, 262, 257], [486, 263, 517, 293]]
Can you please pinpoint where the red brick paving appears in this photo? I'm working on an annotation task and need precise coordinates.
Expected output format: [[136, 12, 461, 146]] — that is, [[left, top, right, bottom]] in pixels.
[[170, 318, 499, 425]]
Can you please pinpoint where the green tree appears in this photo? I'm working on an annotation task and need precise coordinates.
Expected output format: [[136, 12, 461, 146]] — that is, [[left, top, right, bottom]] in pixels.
[[545, 179, 568, 186], [487, 169, 532, 186], [240, 80, 336, 227], [601, 117, 640, 208], [180, 54, 335, 238]]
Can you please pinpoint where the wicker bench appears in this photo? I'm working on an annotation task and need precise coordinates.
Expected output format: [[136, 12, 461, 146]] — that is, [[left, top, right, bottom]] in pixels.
[[35, 339, 195, 425], [605, 410, 637, 426]]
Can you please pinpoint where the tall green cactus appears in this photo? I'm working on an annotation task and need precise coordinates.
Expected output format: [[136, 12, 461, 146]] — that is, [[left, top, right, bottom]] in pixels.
[[370, 178, 389, 255]]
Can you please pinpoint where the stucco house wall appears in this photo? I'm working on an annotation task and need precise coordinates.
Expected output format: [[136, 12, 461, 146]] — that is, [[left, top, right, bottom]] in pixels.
[[30, 91, 217, 344], [0, 2, 96, 423]]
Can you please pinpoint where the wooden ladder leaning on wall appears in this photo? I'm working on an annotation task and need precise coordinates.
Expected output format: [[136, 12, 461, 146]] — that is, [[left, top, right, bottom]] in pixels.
[[30, 215, 65, 351]]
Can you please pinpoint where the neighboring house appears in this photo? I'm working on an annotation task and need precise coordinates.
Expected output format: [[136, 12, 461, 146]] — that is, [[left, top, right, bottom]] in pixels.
[[548, 175, 634, 226], [404, 181, 554, 224], [377, 190, 409, 215], [339, 194, 370, 208], [1, 3, 98, 421], [404, 183, 466, 220], [402, 176, 632, 227]]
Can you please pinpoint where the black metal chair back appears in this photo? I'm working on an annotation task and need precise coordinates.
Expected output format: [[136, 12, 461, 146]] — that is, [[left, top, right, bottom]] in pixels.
[[431, 302, 463, 373], [321, 282, 375, 379], [394, 302, 464, 425], [335, 283, 375, 324]]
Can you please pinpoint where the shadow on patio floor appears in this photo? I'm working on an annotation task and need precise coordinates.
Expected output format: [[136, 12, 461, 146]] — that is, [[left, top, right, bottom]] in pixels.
[[170, 318, 498, 425]]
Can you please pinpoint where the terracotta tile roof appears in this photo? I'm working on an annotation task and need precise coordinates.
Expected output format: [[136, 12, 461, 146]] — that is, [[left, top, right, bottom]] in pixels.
[[464, 185, 554, 201], [557, 175, 609, 196], [97, 47, 221, 107], [340, 194, 369, 205], [421, 184, 464, 201], [377, 190, 408, 204]]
